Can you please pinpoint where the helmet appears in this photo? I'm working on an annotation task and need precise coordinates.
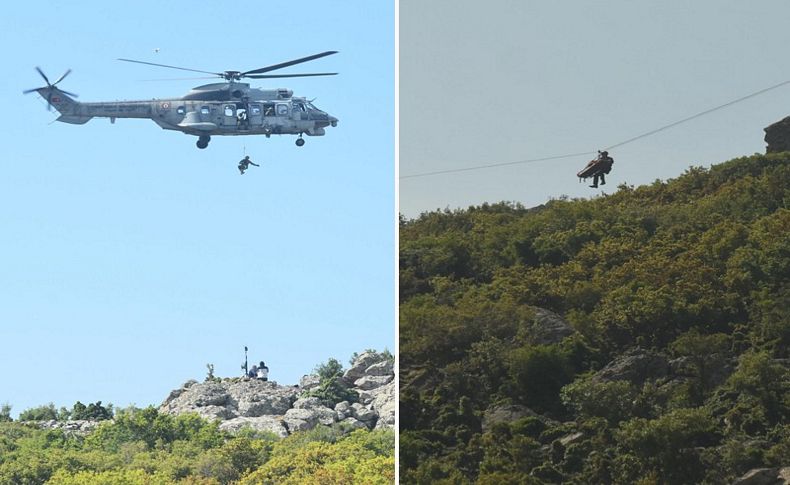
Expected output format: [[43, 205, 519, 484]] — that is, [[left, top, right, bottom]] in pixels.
[[601, 151, 608, 156]]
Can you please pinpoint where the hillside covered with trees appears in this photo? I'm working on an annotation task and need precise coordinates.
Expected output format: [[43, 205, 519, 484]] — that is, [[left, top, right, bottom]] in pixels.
[[400, 153, 789, 484], [0, 354, 395, 484]]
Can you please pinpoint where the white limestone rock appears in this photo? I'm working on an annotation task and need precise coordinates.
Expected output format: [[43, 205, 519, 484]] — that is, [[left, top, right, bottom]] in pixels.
[[354, 375, 393, 391], [218, 416, 289, 438]]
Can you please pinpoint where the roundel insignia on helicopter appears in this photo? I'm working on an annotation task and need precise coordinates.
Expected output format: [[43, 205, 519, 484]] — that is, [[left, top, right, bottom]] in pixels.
[[161, 102, 170, 109]]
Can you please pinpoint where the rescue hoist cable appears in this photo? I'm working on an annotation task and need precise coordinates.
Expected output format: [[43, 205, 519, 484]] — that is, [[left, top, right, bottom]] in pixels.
[[400, 76, 790, 180]]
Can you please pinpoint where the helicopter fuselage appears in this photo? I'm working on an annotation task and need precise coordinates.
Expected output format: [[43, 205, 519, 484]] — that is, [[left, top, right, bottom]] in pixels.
[[39, 82, 338, 149]]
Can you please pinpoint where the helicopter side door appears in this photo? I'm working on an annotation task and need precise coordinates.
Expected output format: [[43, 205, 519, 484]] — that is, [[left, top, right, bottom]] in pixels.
[[221, 104, 237, 129], [248, 104, 262, 127]]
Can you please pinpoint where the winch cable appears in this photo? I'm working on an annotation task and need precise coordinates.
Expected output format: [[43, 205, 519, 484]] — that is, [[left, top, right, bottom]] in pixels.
[[400, 76, 790, 180]]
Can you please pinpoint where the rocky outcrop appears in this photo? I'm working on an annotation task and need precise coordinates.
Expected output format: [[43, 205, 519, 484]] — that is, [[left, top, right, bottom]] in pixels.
[[765, 117, 790, 153], [159, 379, 299, 421], [529, 307, 575, 345], [733, 467, 790, 485], [29, 419, 104, 436], [343, 351, 385, 383], [593, 347, 669, 384], [218, 416, 289, 437], [159, 351, 395, 436], [482, 404, 541, 433]]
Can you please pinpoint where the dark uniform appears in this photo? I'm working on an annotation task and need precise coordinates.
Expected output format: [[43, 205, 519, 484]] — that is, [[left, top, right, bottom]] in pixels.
[[590, 151, 614, 188], [238, 155, 259, 175]]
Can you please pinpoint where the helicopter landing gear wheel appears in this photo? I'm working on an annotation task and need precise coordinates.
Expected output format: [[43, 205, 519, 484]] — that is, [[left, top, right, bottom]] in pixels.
[[196, 135, 210, 149], [295, 137, 305, 147]]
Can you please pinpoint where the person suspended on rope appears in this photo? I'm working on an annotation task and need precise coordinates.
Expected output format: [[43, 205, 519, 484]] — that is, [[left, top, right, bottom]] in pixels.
[[238, 155, 259, 175], [577, 150, 614, 188]]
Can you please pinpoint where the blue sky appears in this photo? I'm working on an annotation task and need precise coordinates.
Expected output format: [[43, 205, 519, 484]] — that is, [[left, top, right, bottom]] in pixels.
[[400, 0, 790, 216], [0, 1, 394, 416]]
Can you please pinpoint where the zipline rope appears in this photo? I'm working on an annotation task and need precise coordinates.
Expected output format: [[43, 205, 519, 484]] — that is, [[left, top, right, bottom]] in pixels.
[[398, 151, 596, 180], [400, 76, 790, 180]]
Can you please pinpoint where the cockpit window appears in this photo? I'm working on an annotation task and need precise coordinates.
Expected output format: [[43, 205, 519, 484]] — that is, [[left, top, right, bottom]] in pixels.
[[295, 102, 306, 112]]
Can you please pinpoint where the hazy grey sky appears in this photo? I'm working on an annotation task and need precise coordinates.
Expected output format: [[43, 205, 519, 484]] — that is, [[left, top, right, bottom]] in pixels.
[[400, 0, 790, 216]]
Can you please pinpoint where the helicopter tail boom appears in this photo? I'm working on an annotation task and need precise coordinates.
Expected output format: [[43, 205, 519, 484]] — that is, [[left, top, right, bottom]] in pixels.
[[34, 87, 93, 124], [35, 87, 79, 113]]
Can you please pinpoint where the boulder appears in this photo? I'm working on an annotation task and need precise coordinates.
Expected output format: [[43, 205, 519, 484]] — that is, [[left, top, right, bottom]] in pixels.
[[350, 402, 378, 423], [529, 307, 575, 345], [344, 351, 384, 383], [558, 432, 584, 447], [292, 397, 325, 410], [335, 401, 351, 420], [193, 405, 237, 421], [340, 416, 369, 430], [594, 347, 669, 385], [299, 374, 321, 391], [227, 380, 298, 416], [218, 416, 289, 438], [370, 381, 396, 430], [482, 404, 539, 434], [282, 408, 320, 432], [295, 399, 337, 426], [765, 116, 790, 153], [365, 360, 394, 376], [733, 467, 790, 485], [354, 375, 393, 390]]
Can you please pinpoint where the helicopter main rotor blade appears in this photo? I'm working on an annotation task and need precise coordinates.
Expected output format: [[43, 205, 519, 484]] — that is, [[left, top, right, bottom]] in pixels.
[[245, 72, 338, 79], [35, 66, 50, 85], [58, 89, 79, 97], [242, 51, 338, 76], [138, 76, 219, 82], [118, 58, 221, 77], [23, 87, 41, 94]]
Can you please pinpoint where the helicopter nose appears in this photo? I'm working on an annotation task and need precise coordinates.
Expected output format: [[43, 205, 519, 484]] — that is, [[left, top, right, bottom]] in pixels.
[[329, 116, 338, 127]]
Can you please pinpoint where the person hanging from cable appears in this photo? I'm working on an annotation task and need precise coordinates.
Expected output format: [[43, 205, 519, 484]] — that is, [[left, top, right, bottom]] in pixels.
[[238, 155, 259, 175], [577, 150, 614, 188]]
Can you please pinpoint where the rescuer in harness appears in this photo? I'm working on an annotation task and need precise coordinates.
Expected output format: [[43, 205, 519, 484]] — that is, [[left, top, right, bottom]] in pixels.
[[577, 150, 614, 188], [238, 155, 259, 175]]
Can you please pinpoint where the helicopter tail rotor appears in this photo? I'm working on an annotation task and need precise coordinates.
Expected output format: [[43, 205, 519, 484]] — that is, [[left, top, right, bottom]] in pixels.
[[23, 67, 79, 111]]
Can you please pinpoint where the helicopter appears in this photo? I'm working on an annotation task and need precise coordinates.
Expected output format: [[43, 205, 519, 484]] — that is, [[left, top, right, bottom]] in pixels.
[[24, 51, 339, 149]]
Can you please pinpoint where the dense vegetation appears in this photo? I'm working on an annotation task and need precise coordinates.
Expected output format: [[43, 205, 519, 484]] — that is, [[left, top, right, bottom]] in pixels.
[[400, 153, 790, 484], [0, 406, 394, 484]]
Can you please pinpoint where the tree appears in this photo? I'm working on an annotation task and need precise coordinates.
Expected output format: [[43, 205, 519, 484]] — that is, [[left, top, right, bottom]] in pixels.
[[0, 403, 11, 422], [306, 358, 358, 407]]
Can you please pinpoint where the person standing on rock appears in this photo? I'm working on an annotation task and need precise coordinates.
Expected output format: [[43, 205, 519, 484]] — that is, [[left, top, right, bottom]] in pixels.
[[256, 361, 269, 381]]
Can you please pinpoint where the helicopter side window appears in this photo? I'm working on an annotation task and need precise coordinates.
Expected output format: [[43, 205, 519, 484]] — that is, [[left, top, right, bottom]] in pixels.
[[276, 103, 289, 116], [263, 103, 275, 116], [224, 105, 235, 117], [200, 106, 210, 115], [177, 106, 186, 115], [250, 105, 261, 115]]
